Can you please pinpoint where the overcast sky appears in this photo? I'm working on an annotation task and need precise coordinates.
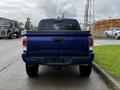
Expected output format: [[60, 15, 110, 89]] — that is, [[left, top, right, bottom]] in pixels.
[[0, 0, 120, 25]]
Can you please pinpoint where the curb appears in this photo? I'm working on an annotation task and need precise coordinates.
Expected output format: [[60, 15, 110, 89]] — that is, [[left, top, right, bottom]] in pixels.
[[93, 62, 120, 90]]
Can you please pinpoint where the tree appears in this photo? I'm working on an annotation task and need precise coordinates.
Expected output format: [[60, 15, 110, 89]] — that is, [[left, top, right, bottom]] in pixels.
[[25, 17, 31, 30]]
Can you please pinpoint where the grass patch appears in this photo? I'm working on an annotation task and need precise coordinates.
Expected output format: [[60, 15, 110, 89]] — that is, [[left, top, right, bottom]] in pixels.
[[93, 36, 112, 40], [94, 45, 120, 83]]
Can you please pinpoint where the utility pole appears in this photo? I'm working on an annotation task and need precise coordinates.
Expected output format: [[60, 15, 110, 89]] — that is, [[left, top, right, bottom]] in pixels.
[[84, 0, 89, 31], [83, 0, 95, 31], [25, 17, 31, 31]]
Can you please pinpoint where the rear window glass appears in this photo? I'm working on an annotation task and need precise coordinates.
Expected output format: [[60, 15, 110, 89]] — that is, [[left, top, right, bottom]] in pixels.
[[43, 23, 77, 30], [37, 19, 81, 31]]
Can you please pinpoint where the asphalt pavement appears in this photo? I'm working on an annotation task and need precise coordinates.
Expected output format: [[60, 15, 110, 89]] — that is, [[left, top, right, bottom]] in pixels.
[[0, 39, 118, 90]]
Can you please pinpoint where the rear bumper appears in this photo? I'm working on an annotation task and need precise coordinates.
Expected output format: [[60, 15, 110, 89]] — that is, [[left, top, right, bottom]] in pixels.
[[22, 52, 94, 65]]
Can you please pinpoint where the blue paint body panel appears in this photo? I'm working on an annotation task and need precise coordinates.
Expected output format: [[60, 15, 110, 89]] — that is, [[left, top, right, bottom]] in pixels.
[[22, 19, 94, 66]]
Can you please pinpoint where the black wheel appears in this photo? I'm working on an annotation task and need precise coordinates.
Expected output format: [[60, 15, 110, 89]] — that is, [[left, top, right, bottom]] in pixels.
[[118, 37, 120, 40], [105, 33, 109, 38], [9, 34, 15, 39], [106, 35, 109, 38], [79, 64, 92, 77], [26, 64, 39, 77], [16, 33, 21, 38]]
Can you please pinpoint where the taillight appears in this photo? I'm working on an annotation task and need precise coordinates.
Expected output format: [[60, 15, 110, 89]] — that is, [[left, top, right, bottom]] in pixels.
[[88, 36, 94, 46], [88, 36, 94, 51], [22, 37, 27, 48]]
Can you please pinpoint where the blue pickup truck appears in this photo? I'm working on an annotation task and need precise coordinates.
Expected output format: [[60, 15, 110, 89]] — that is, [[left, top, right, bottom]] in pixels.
[[22, 18, 94, 77]]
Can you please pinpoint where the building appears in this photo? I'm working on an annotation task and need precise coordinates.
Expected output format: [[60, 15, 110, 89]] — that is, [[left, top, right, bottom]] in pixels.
[[0, 17, 15, 26], [92, 19, 120, 37]]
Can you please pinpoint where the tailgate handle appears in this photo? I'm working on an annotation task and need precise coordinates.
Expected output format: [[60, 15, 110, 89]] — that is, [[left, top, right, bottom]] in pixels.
[[52, 38, 64, 43]]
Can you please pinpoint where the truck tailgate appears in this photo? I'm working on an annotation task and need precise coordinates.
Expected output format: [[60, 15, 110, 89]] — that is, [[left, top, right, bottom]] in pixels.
[[26, 31, 90, 57]]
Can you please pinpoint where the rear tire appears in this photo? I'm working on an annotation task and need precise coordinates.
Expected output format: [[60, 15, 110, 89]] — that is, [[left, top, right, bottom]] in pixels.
[[79, 64, 92, 77], [16, 33, 20, 38], [26, 64, 39, 77], [118, 37, 120, 40], [9, 34, 15, 39], [105, 34, 109, 38]]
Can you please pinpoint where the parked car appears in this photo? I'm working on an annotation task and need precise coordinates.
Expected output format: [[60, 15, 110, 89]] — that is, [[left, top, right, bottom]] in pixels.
[[104, 30, 113, 38], [22, 18, 94, 77], [104, 28, 120, 39]]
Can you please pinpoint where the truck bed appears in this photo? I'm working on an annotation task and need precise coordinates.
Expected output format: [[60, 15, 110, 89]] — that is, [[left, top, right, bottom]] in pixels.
[[26, 30, 91, 57]]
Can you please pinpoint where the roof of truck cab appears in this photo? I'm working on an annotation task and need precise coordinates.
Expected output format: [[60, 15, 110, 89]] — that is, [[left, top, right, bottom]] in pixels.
[[39, 18, 80, 26], [40, 18, 79, 23]]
